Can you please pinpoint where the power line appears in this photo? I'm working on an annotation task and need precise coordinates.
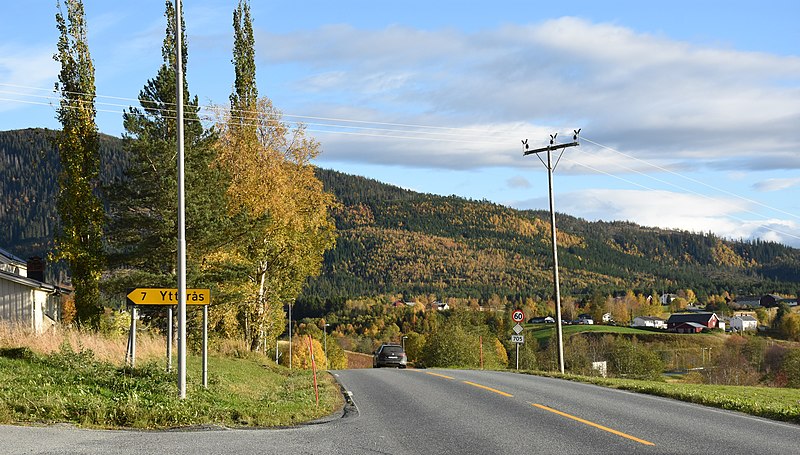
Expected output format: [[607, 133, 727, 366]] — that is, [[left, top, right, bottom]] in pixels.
[[2, 84, 798, 242], [560, 152, 800, 242], [1, 84, 524, 139], [581, 137, 800, 222]]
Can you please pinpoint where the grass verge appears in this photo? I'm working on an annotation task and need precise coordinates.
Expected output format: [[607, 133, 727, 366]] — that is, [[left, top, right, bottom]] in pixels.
[[0, 344, 343, 429], [524, 370, 800, 424]]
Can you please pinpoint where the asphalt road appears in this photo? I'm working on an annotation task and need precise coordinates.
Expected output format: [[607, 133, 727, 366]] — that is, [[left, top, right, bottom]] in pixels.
[[2, 369, 799, 454]]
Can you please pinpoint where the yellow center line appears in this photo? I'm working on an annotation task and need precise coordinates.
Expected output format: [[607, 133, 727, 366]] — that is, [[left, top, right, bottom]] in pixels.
[[423, 371, 456, 380], [463, 381, 514, 397], [531, 403, 655, 446]]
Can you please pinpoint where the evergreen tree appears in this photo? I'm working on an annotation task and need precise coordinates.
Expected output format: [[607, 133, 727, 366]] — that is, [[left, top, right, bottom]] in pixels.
[[53, 0, 104, 326], [105, 0, 224, 288]]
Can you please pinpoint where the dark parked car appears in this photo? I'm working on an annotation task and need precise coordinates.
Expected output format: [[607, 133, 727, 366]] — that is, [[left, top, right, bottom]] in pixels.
[[372, 344, 407, 368]]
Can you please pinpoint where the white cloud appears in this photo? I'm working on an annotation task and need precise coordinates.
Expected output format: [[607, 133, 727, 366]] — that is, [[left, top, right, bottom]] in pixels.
[[521, 188, 800, 247], [0, 46, 59, 113], [256, 18, 800, 173], [752, 177, 800, 192], [507, 176, 531, 189]]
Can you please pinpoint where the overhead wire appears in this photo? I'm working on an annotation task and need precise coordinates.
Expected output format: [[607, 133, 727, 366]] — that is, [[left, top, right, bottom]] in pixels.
[[559, 151, 800, 242], [2, 83, 797, 242], [1, 83, 523, 141], [580, 136, 800, 221], [570, 136, 800, 226]]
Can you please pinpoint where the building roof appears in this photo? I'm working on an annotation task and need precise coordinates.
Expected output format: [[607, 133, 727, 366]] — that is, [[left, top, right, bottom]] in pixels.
[[0, 246, 26, 266], [635, 316, 665, 321], [733, 315, 758, 322], [676, 322, 707, 329], [0, 268, 54, 292], [666, 312, 718, 324]]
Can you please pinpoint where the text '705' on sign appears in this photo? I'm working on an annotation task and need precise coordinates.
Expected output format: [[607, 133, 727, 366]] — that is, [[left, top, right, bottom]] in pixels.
[[511, 335, 524, 344], [127, 288, 211, 306]]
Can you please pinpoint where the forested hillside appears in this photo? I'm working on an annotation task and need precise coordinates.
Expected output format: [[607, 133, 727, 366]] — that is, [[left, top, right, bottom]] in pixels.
[[2, 128, 799, 303], [304, 169, 800, 304], [0, 128, 124, 263]]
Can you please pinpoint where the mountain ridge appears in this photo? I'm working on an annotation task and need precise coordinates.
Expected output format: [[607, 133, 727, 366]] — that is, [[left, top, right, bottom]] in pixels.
[[1, 128, 798, 300]]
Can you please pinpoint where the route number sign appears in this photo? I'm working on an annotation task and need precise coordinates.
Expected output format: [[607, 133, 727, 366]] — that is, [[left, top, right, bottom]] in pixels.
[[511, 335, 524, 344], [511, 309, 525, 323]]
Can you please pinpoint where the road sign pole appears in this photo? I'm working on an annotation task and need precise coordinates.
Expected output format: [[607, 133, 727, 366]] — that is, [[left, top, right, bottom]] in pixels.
[[202, 305, 208, 388], [131, 306, 137, 369], [126, 311, 133, 366], [516, 342, 519, 370], [167, 306, 173, 372]]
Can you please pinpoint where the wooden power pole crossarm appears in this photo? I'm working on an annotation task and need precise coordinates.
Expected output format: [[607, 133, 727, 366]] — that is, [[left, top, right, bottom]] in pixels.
[[523, 141, 579, 156]]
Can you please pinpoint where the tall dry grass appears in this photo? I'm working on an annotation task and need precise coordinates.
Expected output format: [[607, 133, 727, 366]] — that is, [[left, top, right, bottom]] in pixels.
[[0, 323, 167, 366]]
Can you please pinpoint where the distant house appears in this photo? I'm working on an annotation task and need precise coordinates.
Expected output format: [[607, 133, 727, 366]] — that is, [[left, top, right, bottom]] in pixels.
[[632, 316, 667, 330], [666, 312, 721, 332], [674, 322, 706, 334], [0, 247, 61, 333], [730, 314, 758, 332], [602, 312, 613, 323], [660, 294, 677, 305], [760, 295, 781, 308], [433, 301, 449, 311], [732, 296, 761, 309]]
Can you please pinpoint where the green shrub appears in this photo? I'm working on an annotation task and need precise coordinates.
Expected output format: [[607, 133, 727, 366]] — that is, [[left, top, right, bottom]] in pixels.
[[403, 332, 426, 365], [564, 335, 592, 375], [422, 325, 480, 368], [608, 337, 664, 380], [781, 349, 800, 388], [326, 338, 348, 370]]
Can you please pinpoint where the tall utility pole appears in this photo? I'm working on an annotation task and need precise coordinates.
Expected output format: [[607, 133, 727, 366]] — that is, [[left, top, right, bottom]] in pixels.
[[522, 130, 580, 374], [175, 0, 187, 399]]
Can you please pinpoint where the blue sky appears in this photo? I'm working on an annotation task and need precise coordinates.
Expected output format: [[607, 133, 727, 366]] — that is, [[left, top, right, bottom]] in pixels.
[[2, 1, 799, 247]]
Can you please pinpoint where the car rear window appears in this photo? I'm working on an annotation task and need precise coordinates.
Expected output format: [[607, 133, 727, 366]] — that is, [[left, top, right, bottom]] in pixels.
[[382, 346, 403, 354]]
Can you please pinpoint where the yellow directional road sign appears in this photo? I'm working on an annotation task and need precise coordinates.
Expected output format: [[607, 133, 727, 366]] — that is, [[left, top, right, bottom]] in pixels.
[[127, 288, 211, 306]]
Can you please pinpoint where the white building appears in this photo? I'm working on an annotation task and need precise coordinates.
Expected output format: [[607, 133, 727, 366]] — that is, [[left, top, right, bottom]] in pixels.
[[730, 314, 758, 332], [632, 316, 667, 330], [660, 294, 677, 305], [0, 247, 60, 333]]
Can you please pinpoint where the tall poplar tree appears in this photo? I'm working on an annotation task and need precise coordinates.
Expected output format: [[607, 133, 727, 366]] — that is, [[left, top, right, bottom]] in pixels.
[[206, 0, 336, 351], [230, 0, 257, 132], [53, 0, 104, 326]]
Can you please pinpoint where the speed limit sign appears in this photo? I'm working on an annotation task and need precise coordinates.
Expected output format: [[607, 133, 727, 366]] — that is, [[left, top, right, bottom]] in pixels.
[[511, 309, 525, 323]]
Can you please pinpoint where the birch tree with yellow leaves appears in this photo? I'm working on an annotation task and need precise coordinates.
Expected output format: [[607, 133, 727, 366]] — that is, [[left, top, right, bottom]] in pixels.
[[206, 0, 336, 351]]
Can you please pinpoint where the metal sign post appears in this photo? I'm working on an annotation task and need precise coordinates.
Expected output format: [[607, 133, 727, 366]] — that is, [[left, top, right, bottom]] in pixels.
[[167, 306, 173, 372], [126, 289, 210, 390], [511, 334, 524, 369], [126, 306, 138, 368], [202, 305, 208, 388]]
